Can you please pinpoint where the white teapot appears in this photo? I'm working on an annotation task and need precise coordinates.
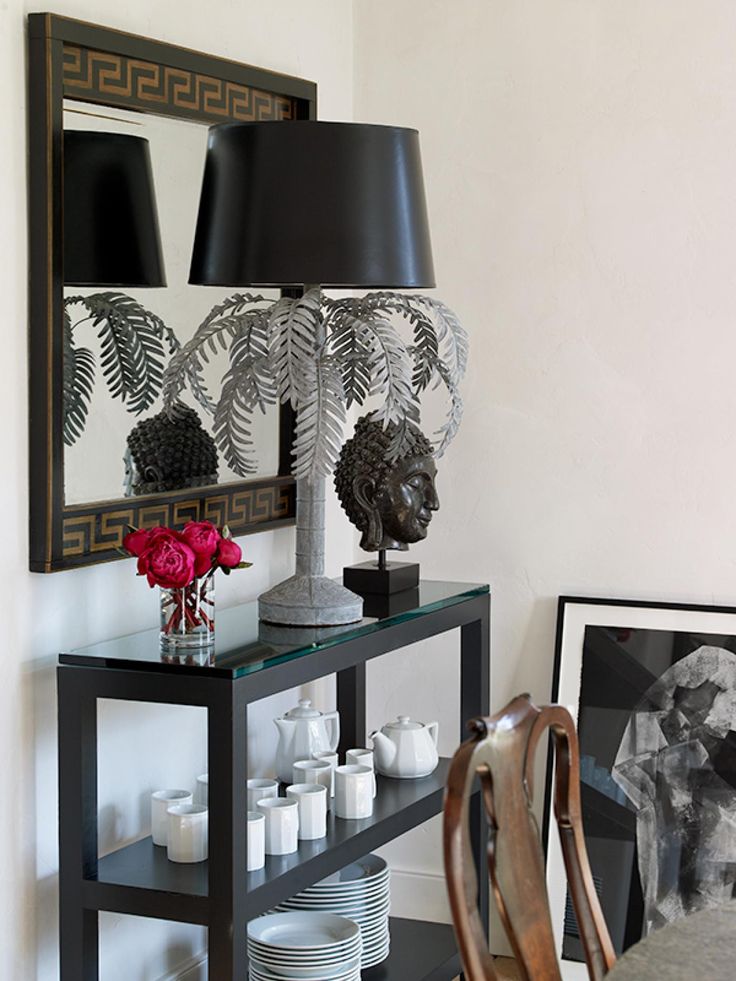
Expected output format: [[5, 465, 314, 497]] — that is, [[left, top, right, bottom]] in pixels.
[[370, 716, 439, 779], [274, 699, 340, 784]]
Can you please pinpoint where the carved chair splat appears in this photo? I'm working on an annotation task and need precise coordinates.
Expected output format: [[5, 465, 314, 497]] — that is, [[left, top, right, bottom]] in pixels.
[[443, 694, 616, 981]]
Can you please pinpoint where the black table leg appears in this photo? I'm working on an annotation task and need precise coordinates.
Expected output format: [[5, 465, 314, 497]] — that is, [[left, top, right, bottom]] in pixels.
[[58, 667, 99, 980], [460, 595, 491, 937], [337, 663, 367, 754], [208, 689, 248, 979]]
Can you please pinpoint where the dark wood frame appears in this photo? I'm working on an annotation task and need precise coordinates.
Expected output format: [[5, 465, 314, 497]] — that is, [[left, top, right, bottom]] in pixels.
[[444, 695, 616, 980], [544, 594, 736, 967], [57, 584, 490, 979], [28, 14, 315, 572]]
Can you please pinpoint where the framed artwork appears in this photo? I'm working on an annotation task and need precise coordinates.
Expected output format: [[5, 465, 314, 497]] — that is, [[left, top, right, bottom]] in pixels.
[[545, 596, 736, 979]]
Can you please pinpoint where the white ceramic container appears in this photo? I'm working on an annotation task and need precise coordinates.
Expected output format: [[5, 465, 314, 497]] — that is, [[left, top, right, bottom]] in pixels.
[[194, 773, 208, 806], [312, 750, 338, 796], [166, 804, 208, 863], [292, 759, 333, 800], [369, 716, 439, 778], [334, 764, 373, 819], [346, 748, 376, 797], [274, 699, 340, 784], [248, 810, 266, 871], [258, 798, 299, 855], [248, 778, 279, 811], [286, 783, 328, 840], [151, 789, 192, 846]]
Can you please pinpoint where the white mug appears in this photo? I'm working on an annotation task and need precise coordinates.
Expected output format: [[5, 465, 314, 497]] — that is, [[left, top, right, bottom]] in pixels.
[[151, 790, 192, 846], [258, 798, 299, 855], [194, 773, 208, 807], [166, 804, 208, 863], [292, 759, 333, 799], [346, 748, 377, 798], [286, 783, 328, 840], [335, 764, 374, 819], [247, 778, 279, 812], [313, 751, 338, 797], [247, 811, 266, 871]]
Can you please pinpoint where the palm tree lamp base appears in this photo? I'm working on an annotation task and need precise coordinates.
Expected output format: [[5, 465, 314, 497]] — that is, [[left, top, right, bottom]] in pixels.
[[258, 575, 363, 627]]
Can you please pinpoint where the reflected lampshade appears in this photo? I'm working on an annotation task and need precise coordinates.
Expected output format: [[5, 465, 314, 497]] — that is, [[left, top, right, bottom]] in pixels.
[[189, 121, 435, 289], [63, 131, 166, 287]]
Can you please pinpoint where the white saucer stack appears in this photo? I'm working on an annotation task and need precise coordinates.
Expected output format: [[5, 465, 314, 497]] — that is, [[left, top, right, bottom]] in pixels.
[[247, 912, 362, 980], [272, 855, 391, 969]]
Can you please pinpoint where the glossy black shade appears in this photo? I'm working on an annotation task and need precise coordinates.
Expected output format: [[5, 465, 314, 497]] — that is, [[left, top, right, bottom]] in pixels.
[[189, 121, 435, 288], [63, 131, 166, 287]]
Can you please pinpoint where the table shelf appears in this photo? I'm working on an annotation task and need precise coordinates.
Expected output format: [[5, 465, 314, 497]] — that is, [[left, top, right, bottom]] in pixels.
[[58, 581, 490, 979], [88, 762, 451, 920]]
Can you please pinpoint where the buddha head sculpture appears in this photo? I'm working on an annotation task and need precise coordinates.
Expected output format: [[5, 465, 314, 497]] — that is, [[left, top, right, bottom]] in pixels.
[[123, 405, 218, 496], [334, 414, 439, 552]]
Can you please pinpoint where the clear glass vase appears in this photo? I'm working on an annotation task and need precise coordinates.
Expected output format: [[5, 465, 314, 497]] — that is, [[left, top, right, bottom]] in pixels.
[[159, 575, 215, 650]]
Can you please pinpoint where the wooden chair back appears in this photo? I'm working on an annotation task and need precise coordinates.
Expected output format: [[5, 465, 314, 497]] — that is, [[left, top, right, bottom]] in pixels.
[[443, 694, 616, 981]]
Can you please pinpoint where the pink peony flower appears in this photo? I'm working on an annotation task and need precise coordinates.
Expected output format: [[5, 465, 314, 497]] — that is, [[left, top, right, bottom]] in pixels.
[[122, 527, 152, 557], [144, 536, 196, 589], [217, 537, 242, 568], [180, 521, 220, 577]]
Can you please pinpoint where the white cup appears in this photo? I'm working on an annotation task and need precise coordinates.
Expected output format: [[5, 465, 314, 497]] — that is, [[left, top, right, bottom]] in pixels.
[[247, 778, 279, 812], [335, 764, 374, 819], [194, 773, 208, 807], [346, 748, 377, 798], [286, 783, 328, 840], [313, 751, 338, 797], [151, 790, 192, 846], [292, 760, 333, 799], [166, 804, 208, 863], [247, 811, 266, 871], [258, 798, 299, 855]]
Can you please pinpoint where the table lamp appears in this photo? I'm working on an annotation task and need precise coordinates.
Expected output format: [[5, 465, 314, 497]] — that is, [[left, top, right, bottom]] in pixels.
[[64, 130, 166, 287], [188, 120, 435, 626]]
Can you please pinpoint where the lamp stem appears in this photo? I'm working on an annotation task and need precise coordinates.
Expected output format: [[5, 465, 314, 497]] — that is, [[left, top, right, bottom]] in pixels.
[[257, 284, 363, 626], [295, 284, 326, 578]]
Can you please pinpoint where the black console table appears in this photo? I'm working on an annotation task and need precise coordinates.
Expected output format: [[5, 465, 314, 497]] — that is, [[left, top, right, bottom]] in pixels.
[[58, 580, 490, 980]]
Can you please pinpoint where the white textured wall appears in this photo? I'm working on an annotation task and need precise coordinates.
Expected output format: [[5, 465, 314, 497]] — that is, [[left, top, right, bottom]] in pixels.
[[0, 2, 353, 978], [355, 0, 736, 925]]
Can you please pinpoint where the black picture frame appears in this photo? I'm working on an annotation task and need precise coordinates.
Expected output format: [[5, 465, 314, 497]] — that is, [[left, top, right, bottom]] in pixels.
[[28, 14, 316, 571], [545, 595, 736, 977]]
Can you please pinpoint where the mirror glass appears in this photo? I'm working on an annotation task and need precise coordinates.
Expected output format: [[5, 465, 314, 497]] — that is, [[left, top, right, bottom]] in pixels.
[[62, 99, 280, 506]]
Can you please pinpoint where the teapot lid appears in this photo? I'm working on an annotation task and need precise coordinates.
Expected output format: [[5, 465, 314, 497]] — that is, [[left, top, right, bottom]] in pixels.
[[284, 699, 322, 719], [385, 715, 423, 730]]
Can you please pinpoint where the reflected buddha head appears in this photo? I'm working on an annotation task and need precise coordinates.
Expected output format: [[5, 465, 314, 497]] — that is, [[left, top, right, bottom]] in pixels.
[[124, 405, 218, 496], [334, 414, 439, 552]]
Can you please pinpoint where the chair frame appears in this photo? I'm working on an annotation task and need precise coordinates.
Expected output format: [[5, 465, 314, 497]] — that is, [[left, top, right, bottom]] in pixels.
[[443, 694, 616, 981]]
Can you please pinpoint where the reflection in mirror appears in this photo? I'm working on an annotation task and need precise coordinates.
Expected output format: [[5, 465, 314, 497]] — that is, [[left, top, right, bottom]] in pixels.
[[62, 100, 280, 506]]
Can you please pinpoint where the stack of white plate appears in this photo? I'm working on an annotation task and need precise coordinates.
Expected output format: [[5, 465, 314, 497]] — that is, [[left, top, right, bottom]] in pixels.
[[247, 912, 362, 980], [272, 855, 390, 969]]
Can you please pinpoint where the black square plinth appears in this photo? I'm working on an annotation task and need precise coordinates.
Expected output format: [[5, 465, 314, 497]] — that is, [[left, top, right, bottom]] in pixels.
[[343, 560, 420, 595]]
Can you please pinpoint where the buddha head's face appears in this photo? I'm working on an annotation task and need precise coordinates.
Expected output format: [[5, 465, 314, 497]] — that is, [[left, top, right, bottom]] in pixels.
[[361, 454, 439, 550], [334, 415, 440, 552]]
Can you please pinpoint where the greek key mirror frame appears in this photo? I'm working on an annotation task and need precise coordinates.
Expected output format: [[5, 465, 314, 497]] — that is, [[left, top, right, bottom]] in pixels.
[[29, 14, 315, 571]]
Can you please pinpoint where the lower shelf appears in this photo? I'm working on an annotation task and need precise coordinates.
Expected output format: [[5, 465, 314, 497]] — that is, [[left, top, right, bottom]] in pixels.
[[362, 917, 459, 980]]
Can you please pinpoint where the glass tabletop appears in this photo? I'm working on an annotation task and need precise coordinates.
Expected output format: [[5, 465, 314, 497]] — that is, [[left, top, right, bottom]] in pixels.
[[60, 579, 489, 679]]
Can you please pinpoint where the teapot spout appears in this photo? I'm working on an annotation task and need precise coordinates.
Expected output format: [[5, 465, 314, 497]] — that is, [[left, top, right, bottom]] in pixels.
[[370, 730, 397, 770]]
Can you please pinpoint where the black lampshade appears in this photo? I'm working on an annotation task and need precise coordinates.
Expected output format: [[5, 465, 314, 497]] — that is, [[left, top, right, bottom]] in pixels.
[[64, 131, 166, 287], [189, 121, 435, 289]]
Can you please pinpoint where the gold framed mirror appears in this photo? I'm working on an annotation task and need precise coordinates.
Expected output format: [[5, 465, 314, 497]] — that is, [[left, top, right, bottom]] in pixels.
[[28, 14, 316, 571]]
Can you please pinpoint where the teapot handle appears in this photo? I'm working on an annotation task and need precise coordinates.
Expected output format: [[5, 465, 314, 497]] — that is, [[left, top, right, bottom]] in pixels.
[[325, 711, 340, 752], [426, 721, 439, 746]]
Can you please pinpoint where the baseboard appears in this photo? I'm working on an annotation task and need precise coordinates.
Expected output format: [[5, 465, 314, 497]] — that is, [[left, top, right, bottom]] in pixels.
[[157, 952, 208, 981], [388, 868, 452, 924], [158, 869, 451, 979]]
